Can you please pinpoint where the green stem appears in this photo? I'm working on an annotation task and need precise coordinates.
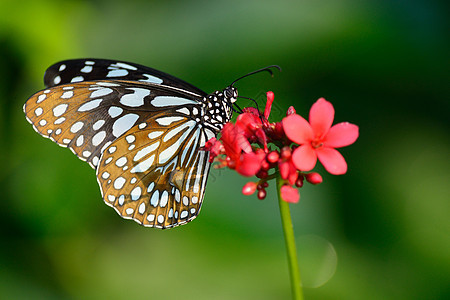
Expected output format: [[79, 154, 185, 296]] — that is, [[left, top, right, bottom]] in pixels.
[[276, 175, 304, 300]]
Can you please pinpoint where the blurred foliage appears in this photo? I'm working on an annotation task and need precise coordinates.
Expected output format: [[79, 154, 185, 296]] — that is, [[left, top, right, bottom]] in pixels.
[[1, 0, 449, 299]]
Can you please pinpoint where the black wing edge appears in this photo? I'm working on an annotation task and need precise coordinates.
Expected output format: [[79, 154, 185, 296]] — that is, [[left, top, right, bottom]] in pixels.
[[43, 58, 207, 96]]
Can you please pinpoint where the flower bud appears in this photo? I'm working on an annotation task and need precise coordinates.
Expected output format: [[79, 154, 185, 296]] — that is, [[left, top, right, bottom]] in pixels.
[[279, 161, 289, 179], [305, 172, 323, 185], [267, 151, 280, 163], [261, 160, 270, 171], [226, 157, 236, 169], [242, 182, 257, 195], [271, 122, 284, 140], [256, 170, 268, 179], [257, 189, 267, 200], [286, 106, 296, 116], [281, 146, 292, 160], [295, 175, 304, 187]]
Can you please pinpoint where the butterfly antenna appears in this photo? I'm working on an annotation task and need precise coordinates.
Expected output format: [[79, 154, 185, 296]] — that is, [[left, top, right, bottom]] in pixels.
[[232, 102, 244, 114], [237, 96, 261, 114], [231, 65, 281, 86]]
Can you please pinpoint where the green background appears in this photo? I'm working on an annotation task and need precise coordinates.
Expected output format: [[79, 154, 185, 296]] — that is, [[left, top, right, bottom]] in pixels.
[[1, 0, 448, 299]]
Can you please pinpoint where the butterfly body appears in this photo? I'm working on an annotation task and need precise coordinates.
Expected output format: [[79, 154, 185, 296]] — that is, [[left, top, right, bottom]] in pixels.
[[24, 59, 237, 228]]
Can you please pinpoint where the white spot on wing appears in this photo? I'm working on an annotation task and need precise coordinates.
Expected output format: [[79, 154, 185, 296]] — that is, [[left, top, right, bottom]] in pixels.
[[193, 151, 205, 193], [114, 177, 126, 189], [108, 106, 123, 118], [155, 116, 185, 126], [93, 119, 105, 130], [80, 65, 93, 73], [34, 107, 43, 116], [114, 62, 137, 70], [53, 117, 66, 125], [139, 74, 163, 84], [107, 69, 128, 77], [148, 131, 164, 139], [91, 88, 113, 98], [176, 107, 190, 115], [159, 191, 169, 207], [133, 142, 160, 161], [163, 120, 196, 142], [78, 99, 102, 112], [76, 135, 84, 147], [119, 88, 150, 107], [53, 104, 68, 117], [131, 186, 142, 201], [71, 76, 84, 83], [92, 131, 106, 146], [138, 203, 146, 214], [151, 96, 197, 107], [112, 113, 139, 137], [159, 122, 195, 164], [70, 122, 83, 133], [115, 156, 127, 167], [150, 190, 159, 207], [37, 94, 46, 103], [130, 154, 155, 173], [61, 91, 74, 99]]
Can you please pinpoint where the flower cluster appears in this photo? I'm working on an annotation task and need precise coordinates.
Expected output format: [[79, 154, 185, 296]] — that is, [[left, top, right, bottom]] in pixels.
[[204, 92, 359, 203]]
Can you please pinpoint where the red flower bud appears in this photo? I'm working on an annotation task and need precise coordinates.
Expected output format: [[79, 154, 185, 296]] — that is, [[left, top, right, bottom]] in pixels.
[[305, 172, 323, 185], [242, 182, 257, 195], [267, 151, 280, 163], [286, 106, 296, 116], [279, 161, 289, 179], [257, 189, 267, 200], [295, 175, 304, 187], [256, 170, 268, 179], [261, 160, 270, 171], [264, 91, 274, 120], [281, 147, 292, 160], [227, 159, 236, 169]]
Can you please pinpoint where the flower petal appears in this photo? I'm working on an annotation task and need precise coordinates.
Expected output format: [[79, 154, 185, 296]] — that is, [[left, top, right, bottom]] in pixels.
[[236, 152, 264, 177], [316, 147, 347, 175], [291, 144, 317, 171], [282, 114, 313, 144], [264, 91, 274, 120], [236, 112, 261, 138], [280, 185, 300, 203], [323, 122, 359, 148], [309, 98, 334, 138], [221, 123, 240, 159]]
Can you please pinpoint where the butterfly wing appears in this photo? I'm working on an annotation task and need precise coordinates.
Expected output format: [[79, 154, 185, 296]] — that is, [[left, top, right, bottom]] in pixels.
[[97, 116, 211, 228], [24, 80, 216, 228], [44, 58, 207, 97]]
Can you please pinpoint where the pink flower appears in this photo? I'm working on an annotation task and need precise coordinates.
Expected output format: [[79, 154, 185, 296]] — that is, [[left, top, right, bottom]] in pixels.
[[220, 123, 265, 177], [282, 98, 359, 175]]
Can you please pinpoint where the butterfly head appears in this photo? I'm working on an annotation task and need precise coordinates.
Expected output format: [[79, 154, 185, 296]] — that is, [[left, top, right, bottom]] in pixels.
[[223, 86, 238, 103]]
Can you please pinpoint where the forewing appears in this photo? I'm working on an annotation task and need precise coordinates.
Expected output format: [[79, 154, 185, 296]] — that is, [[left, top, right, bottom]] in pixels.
[[44, 59, 207, 96], [23, 80, 204, 169], [96, 115, 211, 228]]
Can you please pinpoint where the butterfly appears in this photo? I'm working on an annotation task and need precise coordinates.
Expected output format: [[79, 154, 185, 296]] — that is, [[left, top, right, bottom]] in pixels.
[[23, 59, 279, 229]]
